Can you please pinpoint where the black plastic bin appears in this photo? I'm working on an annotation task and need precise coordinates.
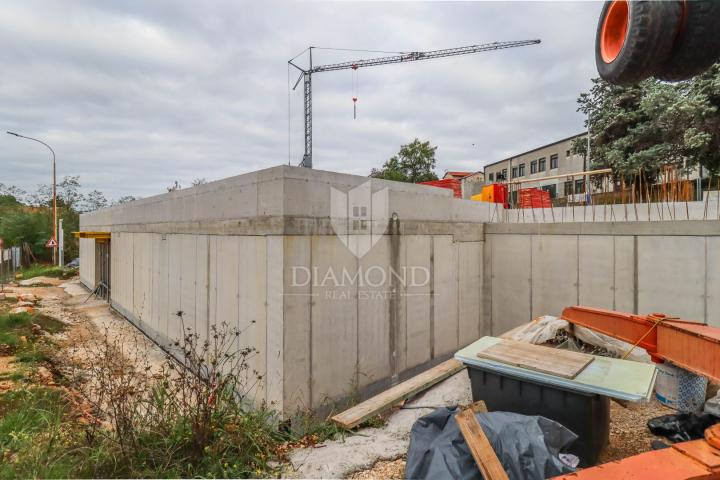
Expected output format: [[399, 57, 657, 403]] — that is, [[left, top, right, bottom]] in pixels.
[[466, 364, 610, 467]]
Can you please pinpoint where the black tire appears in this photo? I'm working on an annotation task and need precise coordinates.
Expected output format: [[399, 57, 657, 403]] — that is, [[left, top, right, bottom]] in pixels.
[[596, 1, 682, 85], [656, 0, 720, 81]]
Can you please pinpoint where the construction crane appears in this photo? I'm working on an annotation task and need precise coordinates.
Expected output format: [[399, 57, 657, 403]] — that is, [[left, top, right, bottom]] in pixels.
[[288, 40, 541, 168]]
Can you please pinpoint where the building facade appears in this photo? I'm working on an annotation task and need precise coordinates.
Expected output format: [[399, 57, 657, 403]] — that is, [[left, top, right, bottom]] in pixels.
[[482, 133, 587, 198], [460, 171, 485, 199]]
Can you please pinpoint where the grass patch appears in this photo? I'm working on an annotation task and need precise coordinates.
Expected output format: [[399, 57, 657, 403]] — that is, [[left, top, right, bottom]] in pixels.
[[0, 387, 79, 479], [0, 312, 32, 330], [0, 312, 65, 335], [0, 370, 25, 382], [15, 347, 48, 364], [0, 312, 64, 365], [16, 264, 78, 281], [0, 332, 20, 347]]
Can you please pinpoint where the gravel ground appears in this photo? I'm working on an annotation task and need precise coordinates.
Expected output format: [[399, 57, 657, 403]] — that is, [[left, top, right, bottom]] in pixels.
[[349, 458, 405, 480], [599, 397, 675, 462], [349, 397, 675, 479]]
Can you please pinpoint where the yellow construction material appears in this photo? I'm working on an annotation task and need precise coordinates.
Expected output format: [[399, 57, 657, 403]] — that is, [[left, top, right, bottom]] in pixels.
[[471, 185, 499, 203], [73, 231, 111, 240]]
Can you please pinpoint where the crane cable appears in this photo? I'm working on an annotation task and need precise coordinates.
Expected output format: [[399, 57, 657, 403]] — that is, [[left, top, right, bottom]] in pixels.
[[351, 64, 358, 119]]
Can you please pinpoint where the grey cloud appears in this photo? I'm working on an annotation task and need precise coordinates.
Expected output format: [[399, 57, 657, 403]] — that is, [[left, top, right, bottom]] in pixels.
[[0, 0, 601, 199]]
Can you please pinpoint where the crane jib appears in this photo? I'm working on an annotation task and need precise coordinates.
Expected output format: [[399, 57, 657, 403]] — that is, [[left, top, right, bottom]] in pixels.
[[289, 39, 541, 168]]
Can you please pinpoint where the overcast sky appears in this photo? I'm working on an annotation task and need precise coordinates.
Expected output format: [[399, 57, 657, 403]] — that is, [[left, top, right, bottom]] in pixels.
[[0, 1, 600, 200]]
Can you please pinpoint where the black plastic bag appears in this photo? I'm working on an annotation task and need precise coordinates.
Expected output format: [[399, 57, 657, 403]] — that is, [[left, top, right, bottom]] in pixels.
[[647, 412, 720, 443], [404, 407, 577, 480]]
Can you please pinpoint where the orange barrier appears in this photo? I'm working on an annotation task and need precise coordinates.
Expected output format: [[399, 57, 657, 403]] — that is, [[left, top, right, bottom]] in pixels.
[[418, 179, 462, 198], [553, 440, 720, 479], [562, 306, 720, 383]]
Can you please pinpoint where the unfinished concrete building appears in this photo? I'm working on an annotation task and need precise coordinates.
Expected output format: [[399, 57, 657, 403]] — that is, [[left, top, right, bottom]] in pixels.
[[79, 165, 720, 415]]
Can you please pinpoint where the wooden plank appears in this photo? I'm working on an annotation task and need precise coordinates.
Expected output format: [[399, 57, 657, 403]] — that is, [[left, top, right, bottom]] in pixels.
[[455, 408, 509, 480], [476, 338, 593, 379], [470, 400, 488, 413], [331, 358, 465, 429]]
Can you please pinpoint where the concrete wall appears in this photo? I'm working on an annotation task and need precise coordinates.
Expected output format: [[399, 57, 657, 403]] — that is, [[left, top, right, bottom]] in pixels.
[[81, 165, 491, 414], [484, 222, 720, 331], [79, 237, 95, 288], [80, 165, 720, 415], [489, 200, 720, 224], [107, 231, 276, 404]]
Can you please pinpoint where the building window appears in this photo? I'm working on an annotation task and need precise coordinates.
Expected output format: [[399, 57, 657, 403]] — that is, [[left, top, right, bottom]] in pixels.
[[488, 173, 494, 182], [518, 163, 525, 177], [500, 169, 507, 180], [564, 180, 573, 195], [550, 154, 558, 169], [566, 149, 571, 157], [538, 157, 546, 171], [541, 184, 557, 198], [575, 179, 585, 192], [530, 161, 537, 174], [512, 167, 518, 179]]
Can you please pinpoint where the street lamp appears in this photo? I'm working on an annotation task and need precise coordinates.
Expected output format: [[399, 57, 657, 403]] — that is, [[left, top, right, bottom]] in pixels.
[[6, 131, 58, 265]]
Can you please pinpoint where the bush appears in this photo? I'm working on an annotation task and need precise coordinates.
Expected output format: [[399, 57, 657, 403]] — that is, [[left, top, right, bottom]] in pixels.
[[72, 317, 283, 478]]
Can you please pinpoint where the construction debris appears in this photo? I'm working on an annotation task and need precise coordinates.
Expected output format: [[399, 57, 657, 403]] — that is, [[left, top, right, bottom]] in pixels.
[[455, 407, 509, 480], [457, 336, 657, 402], [475, 339, 594, 380], [404, 407, 576, 479], [331, 358, 465, 429]]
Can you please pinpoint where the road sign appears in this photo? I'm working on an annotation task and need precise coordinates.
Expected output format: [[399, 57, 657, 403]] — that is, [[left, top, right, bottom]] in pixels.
[[46, 238, 58, 248]]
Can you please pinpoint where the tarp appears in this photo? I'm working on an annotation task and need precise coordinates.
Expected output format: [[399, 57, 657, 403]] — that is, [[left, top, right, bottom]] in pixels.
[[404, 407, 577, 480]]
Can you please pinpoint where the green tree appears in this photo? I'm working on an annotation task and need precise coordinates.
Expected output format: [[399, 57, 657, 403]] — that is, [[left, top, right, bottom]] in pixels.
[[0, 209, 52, 260], [0, 194, 21, 208], [0, 177, 102, 262], [80, 190, 108, 212], [683, 63, 720, 175], [112, 195, 137, 206], [371, 139, 439, 183], [576, 65, 720, 180]]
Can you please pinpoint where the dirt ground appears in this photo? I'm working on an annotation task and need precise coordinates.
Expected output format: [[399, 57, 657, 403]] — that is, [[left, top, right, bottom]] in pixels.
[[350, 398, 675, 479], [0, 278, 167, 392]]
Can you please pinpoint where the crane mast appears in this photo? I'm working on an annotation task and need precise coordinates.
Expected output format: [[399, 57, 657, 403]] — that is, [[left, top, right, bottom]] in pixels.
[[288, 39, 540, 168]]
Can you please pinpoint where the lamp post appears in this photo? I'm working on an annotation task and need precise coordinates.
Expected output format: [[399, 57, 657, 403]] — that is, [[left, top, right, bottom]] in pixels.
[[6, 132, 58, 265]]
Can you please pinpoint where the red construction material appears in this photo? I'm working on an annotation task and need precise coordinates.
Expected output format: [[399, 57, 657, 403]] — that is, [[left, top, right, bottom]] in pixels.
[[419, 178, 462, 198], [518, 187, 551, 208], [562, 306, 720, 383], [552, 440, 720, 479]]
